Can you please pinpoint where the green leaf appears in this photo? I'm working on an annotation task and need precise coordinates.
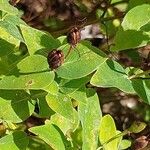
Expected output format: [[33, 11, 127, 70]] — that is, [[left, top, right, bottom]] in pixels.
[[90, 59, 135, 93], [0, 21, 24, 41], [60, 76, 90, 94], [0, 38, 14, 57], [20, 25, 60, 55], [119, 139, 131, 150], [27, 137, 51, 150], [68, 86, 87, 104], [56, 42, 107, 79], [111, 4, 150, 52], [111, 28, 149, 51], [29, 123, 69, 150], [0, 25, 20, 47], [71, 126, 82, 149], [0, 55, 55, 89], [0, 0, 18, 15], [128, 121, 147, 133], [0, 90, 35, 122], [78, 89, 102, 150], [0, 131, 29, 150], [128, 0, 150, 10], [38, 96, 55, 118], [46, 92, 74, 121], [3, 14, 26, 26], [131, 78, 150, 104], [122, 4, 150, 30], [50, 109, 79, 135], [43, 80, 59, 95], [99, 115, 118, 150], [30, 90, 54, 118]]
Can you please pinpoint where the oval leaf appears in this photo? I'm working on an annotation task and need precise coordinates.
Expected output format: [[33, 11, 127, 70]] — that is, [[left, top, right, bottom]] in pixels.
[[78, 89, 102, 150], [20, 25, 59, 55], [131, 78, 150, 104], [128, 121, 147, 133], [56, 42, 107, 79], [111, 28, 149, 51], [122, 4, 150, 30], [99, 115, 118, 150], [50, 109, 79, 135], [91, 59, 135, 93], [46, 93, 74, 121], [29, 123, 68, 150], [0, 55, 55, 89]]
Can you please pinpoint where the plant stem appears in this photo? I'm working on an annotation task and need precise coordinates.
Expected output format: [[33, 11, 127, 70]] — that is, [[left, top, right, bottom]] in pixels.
[[97, 130, 129, 150], [129, 70, 150, 80]]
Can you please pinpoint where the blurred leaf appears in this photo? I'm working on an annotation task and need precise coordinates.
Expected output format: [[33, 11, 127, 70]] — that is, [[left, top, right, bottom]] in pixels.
[[128, 121, 147, 133], [46, 92, 74, 121], [0, 0, 18, 15], [99, 115, 118, 150], [111, 4, 150, 52], [29, 123, 70, 150], [0, 131, 29, 150], [128, 0, 150, 10], [0, 55, 55, 89], [20, 25, 60, 55], [56, 42, 107, 79], [119, 139, 131, 150], [50, 109, 79, 135], [131, 78, 150, 104], [90, 59, 135, 93], [122, 4, 150, 31], [79, 89, 102, 150], [0, 90, 35, 122], [111, 28, 149, 51]]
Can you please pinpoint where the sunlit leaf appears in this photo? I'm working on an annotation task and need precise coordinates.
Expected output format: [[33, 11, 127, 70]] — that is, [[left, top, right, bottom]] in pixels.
[[91, 59, 135, 93], [46, 92, 74, 121], [50, 109, 79, 135], [0, 0, 18, 15], [79, 89, 102, 150], [99, 115, 118, 150], [0, 55, 55, 89], [20, 25, 60, 55], [122, 4, 150, 30], [29, 123, 70, 150], [56, 42, 107, 79]]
